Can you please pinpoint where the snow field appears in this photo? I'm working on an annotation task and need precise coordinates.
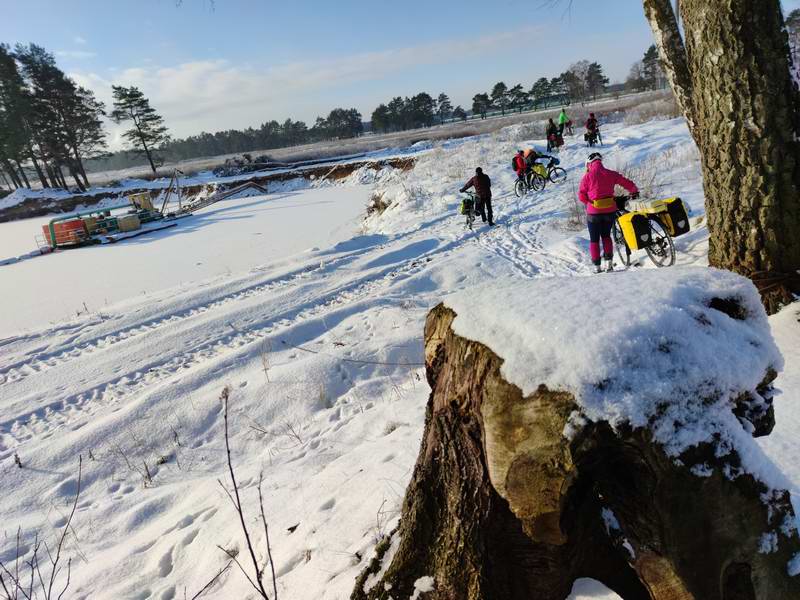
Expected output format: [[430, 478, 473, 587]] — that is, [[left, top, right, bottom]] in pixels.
[[1, 115, 798, 599]]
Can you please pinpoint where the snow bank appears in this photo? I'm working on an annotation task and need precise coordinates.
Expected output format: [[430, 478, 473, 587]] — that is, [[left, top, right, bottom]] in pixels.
[[446, 268, 785, 481]]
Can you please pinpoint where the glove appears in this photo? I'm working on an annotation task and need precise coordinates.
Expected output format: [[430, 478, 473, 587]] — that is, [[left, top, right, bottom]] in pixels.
[[631, 191, 640, 200]]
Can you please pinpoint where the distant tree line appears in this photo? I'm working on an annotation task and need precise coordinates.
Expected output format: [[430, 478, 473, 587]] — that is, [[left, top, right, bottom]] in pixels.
[[370, 60, 610, 132], [1, 40, 655, 186], [157, 107, 363, 165]]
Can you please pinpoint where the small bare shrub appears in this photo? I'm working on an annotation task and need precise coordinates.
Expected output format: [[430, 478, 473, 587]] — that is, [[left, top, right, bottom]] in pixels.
[[366, 191, 389, 216]]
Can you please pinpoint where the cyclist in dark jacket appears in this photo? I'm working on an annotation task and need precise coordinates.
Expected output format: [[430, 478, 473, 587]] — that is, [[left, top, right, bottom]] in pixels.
[[546, 118, 560, 152], [460, 167, 494, 226]]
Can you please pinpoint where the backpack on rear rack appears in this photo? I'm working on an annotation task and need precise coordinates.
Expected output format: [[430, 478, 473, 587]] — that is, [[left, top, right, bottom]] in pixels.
[[460, 196, 475, 215]]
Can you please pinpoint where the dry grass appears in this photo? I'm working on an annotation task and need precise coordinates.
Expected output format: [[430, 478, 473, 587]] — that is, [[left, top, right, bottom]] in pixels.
[[623, 95, 681, 125], [365, 191, 390, 216]]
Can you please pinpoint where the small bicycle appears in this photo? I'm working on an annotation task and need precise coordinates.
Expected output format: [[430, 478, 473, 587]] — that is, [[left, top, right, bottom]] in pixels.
[[460, 191, 478, 230], [612, 195, 676, 268]]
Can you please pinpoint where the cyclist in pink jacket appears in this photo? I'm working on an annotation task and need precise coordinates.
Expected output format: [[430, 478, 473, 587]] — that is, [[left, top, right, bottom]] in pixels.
[[578, 152, 639, 272]]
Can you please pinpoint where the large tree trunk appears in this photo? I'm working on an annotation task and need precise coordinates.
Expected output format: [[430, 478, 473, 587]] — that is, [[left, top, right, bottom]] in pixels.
[[14, 159, 31, 189], [643, 0, 800, 313], [353, 304, 800, 600], [70, 145, 90, 188], [43, 161, 59, 189], [67, 162, 86, 192], [2, 159, 22, 188], [28, 149, 49, 189]]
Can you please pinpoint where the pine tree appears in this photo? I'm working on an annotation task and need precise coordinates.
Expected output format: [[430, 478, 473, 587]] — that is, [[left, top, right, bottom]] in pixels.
[[641, 45, 661, 90], [13, 43, 104, 191], [371, 104, 391, 133], [110, 86, 170, 173], [0, 44, 31, 188], [507, 84, 528, 113], [586, 62, 609, 99], [471, 93, 490, 119], [452, 106, 467, 121], [530, 77, 551, 108], [490, 82, 508, 115], [436, 93, 453, 124]]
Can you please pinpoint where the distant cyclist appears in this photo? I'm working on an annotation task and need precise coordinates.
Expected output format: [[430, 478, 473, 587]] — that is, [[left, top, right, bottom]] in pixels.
[[578, 152, 638, 272], [558, 108, 572, 135], [460, 167, 494, 226], [585, 112, 600, 144], [546, 118, 560, 152]]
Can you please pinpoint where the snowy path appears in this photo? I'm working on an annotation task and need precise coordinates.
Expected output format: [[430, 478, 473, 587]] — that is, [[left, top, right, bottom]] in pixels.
[[3, 117, 795, 600]]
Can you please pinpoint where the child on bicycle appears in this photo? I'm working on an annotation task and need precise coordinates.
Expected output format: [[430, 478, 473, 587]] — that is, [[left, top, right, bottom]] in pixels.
[[460, 167, 494, 226], [578, 152, 639, 272]]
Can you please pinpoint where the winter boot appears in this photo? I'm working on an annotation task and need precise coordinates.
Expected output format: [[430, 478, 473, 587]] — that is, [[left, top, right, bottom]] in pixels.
[[604, 258, 614, 272], [594, 263, 603, 274]]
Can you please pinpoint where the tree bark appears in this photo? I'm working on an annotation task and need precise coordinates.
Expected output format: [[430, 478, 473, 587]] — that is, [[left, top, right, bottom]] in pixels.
[[2, 159, 22, 188], [68, 163, 86, 192], [28, 149, 49, 188], [14, 159, 31, 189], [353, 304, 800, 600], [352, 304, 649, 600], [70, 145, 90, 188], [54, 163, 68, 189], [644, 0, 800, 313]]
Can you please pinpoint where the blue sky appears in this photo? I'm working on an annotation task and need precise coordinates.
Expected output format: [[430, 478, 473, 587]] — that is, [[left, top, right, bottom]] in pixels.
[[3, 0, 799, 148]]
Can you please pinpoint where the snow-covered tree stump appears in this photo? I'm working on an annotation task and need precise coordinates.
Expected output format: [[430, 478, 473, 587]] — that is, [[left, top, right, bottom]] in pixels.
[[351, 269, 800, 600]]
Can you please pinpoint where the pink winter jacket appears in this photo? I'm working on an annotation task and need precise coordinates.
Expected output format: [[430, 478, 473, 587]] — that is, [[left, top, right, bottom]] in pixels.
[[578, 161, 638, 215]]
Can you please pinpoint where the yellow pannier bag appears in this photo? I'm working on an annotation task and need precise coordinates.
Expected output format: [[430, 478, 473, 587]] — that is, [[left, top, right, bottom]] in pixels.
[[660, 197, 690, 237], [533, 163, 547, 178], [618, 211, 652, 250], [591, 197, 616, 210]]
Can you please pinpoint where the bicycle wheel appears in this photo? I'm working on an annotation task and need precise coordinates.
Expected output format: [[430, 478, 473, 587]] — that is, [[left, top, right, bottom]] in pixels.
[[548, 167, 567, 184], [612, 220, 631, 267], [531, 174, 547, 191], [514, 179, 527, 198], [644, 217, 675, 267]]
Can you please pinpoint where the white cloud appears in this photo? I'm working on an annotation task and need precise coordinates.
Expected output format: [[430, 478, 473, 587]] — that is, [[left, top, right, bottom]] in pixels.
[[74, 35, 87, 45], [57, 50, 97, 60], [69, 26, 538, 150]]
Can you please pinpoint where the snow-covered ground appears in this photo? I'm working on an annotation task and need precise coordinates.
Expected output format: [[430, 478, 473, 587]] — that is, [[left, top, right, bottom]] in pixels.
[[0, 116, 797, 600], [0, 187, 371, 334]]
